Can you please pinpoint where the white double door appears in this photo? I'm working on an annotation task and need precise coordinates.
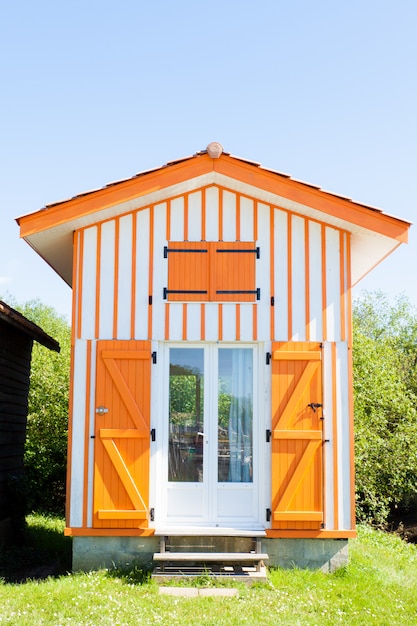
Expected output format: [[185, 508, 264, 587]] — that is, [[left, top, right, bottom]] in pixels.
[[155, 343, 263, 527]]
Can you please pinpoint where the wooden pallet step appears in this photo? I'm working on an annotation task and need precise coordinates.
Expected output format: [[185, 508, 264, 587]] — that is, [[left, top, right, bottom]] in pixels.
[[153, 551, 269, 562]]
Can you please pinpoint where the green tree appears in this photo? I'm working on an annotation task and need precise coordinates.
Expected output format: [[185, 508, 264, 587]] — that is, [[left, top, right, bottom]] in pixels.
[[16, 299, 71, 514], [353, 292, 417, 526]]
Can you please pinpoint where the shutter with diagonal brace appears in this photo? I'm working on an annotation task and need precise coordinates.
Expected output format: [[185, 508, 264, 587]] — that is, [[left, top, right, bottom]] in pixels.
[[93, 340, 151, 529], [271, 342, 324, 530]]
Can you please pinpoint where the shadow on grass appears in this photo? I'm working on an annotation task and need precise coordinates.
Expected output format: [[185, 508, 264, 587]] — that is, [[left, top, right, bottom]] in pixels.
[[106, 561, 153, 586], [0, 515, 72, 583]]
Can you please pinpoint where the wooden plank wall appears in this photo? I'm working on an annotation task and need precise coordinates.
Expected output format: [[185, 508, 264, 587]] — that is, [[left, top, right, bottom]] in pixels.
[[0, 321, 32, 520]]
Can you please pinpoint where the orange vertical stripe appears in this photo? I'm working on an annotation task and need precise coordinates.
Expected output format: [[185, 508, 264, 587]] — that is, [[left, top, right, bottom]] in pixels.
[[270, 206, 275, 340], [82, 340, 92, 527], [184, 194, 188, 241], [218, 188, 223, 240], [131, 212, 137, 339], [201, 189, 206, 241], [95, 224, 102, 339], [113, 218, 120, 339], [252, 303, 257, 340], [254, 200, 258, 241], [340, 231, 346, 342], [165, 303, 170, 340], [148, 205, 154, 339], [182, 303, 187, 340], [77, 229, 84, 339], [218, 304, 223, 340], [332, 342, 339, 529], [321, 225, 327, 341], [200, 304, 205, 340], [305, 219, 310, 341], [287, 215, 293, 341], [346, 232, 355, 528], [236, 304, 240, 340]]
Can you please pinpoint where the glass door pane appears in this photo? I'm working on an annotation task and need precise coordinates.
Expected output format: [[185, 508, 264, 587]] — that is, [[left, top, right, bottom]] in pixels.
[[168, 348, 204, 482], [218, 348, 253, 483]]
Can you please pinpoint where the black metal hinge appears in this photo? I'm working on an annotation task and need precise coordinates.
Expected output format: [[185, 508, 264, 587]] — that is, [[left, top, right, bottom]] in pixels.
[[266, 352, 272, 365], [271, 296, 275, 306], [266, 508, 271, 522], [266, 429, 272, 443], [150, 508, 155, 522], [152, 351, 157, 364], [150, 428, 156, 442]]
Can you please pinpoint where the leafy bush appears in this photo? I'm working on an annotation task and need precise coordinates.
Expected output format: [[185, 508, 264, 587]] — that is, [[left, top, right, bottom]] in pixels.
[[353, 292, 417, 526]]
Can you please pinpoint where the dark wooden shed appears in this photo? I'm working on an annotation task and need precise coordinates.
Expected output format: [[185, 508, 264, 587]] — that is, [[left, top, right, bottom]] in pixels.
[[0, 301, 59, 542]]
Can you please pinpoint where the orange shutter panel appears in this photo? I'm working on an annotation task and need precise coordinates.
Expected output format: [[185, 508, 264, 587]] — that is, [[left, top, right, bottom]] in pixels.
[[271, 342, 324, 530], [93, 340, 151, 529], [166, 242, 209, 301], [213, 241, 258, 302]]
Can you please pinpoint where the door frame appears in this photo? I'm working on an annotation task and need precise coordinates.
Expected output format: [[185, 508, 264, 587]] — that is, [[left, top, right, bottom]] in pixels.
[[150, 341, 267, 529]]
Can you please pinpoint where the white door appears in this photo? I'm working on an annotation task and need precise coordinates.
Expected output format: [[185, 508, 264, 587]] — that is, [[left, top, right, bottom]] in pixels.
[[157, 343, 262, 527]]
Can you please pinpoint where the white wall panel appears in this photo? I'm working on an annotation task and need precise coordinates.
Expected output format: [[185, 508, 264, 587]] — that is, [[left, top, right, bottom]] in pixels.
[[169, 303, 183, 341], [322, 342, 335, 530], [170, 197, 184, 240], [86, 341, 97, 527], [152, 203, 167, 340], [240, 196, 254, 241], [186, 303, 201, 340], [117, 214, 133, 339], [69, 340, 87, 527], [222, 304, 236, 341], [291, 215, 306, 341], [205, 187, 219, 240], [134, 209, 150, 339], [273, 210, 288, 341], [222, 190, 236, 240], [240, 305, 253, 341], [325, 228, 341, 341], [81, 227, 97, 339], [336, 342, 352, 529], [188, 191, 202, 241], [308, 221, 323, 341], [99, 220, 115, 339], [256, 202, 270, 341], [204, 303, 218, 340]]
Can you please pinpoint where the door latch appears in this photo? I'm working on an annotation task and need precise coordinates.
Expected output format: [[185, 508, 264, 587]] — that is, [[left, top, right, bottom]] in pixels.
[[307, 403, 323, 412], [95, 406, 109, 415]]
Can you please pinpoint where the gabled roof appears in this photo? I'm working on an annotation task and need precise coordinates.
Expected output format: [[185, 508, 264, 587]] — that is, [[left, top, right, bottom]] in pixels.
[[0, 301, 60, 352], [16, 143, 411, 287]]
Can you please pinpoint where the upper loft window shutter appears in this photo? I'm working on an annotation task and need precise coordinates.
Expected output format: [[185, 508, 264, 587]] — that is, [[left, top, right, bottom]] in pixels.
[[213, 242, 259, 302], [165, 242, 209, 301]]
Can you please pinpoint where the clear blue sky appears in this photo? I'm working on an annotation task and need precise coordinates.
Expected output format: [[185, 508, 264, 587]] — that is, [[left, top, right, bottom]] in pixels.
[[1, 0, 416, 320]]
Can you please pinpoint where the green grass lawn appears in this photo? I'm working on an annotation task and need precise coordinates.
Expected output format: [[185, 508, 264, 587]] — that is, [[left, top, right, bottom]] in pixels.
[[1, 516, 417, 625]]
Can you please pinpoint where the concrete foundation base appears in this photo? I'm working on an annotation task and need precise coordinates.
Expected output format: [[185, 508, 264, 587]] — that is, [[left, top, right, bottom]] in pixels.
[[264, 538, 349, 572], [72, 535, 348, 573]]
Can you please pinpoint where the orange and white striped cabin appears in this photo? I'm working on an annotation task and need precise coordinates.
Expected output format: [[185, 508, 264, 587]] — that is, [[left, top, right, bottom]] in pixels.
[[18, 143, 410, 570]]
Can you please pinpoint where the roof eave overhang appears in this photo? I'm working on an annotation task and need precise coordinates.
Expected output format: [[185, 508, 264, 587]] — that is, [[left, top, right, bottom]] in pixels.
[[17, 153, 411, 288]]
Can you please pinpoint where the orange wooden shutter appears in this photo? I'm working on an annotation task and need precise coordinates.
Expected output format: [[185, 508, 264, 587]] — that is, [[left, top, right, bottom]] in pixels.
[[271, 342, 324, 530], [93, 340, 151, 529], [213, 242, 258, 302], [165, 242, 209, 301]]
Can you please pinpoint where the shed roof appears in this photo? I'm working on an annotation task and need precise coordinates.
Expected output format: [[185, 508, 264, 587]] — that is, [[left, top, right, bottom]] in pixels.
[[0, 301, 60, 352], [16, 144, 411, 287]]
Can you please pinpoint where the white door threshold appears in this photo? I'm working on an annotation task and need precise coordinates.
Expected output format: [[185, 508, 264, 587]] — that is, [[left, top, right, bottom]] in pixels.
[[154, 526, 266, 537]]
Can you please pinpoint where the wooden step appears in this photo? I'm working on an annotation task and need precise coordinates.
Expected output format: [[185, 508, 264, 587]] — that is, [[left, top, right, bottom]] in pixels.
[[153, 551, 269, 562], [154, 527, 266, 537]]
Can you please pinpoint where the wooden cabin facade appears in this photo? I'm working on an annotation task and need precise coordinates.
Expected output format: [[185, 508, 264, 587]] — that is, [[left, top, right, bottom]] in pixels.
[[17, 144, 410, 571], [0, 301, 59, 543]]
